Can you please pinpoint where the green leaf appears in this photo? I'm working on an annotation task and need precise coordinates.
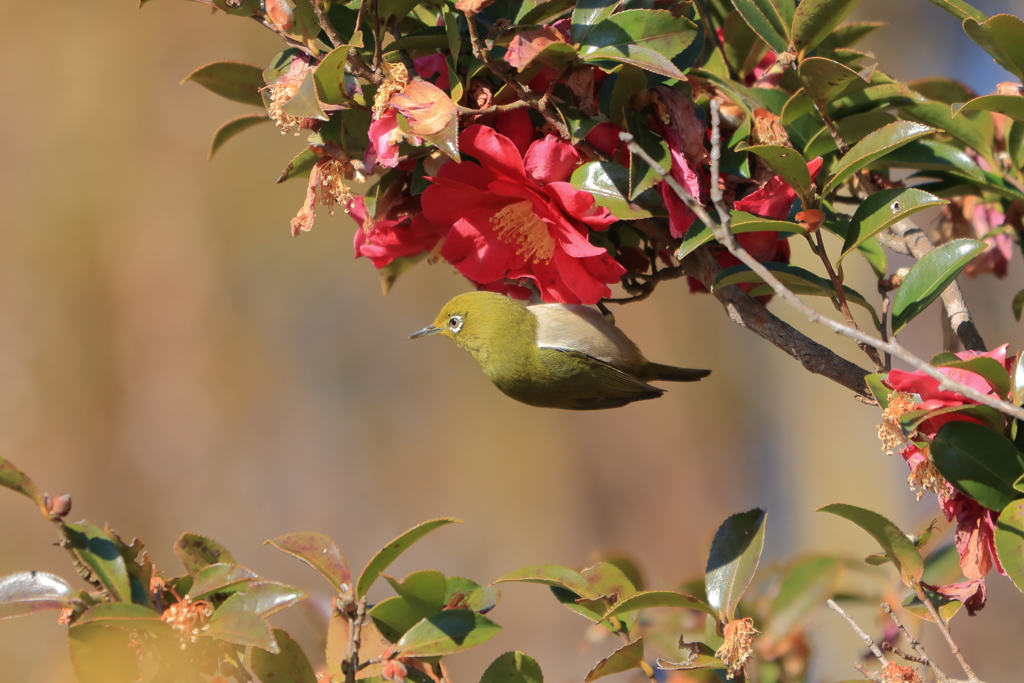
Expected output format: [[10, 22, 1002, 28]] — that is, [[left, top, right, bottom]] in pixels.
[[1014, 289, 1024, 322], [741, 145, 813, 205], [208, 114, 271, 161], [277, 148, 319, 183], [600, 590, 716, 619], [871, 139, 984, 180], [921, 0, 986, 21], [931, 421, 1024, 512], [0, 456, 48, 516], [798, 57, 862, 107], [585, 638, 645, 682], [570, 162, 665, 219], [370, 596, 436, 643], [0, 572, 74, 620], [72, 603, 169, 634], [187, 563, 260, 599], [817, 504, 923, 585], [865, 373, 893, 409], [64, 523, 132, 603], [955, 94, 1024, 123], [730, 0, 792, 54], [314, 45, 354, 105], [678, 212, 806, 259], [900, 404, 1003, 436], [383, 29, 448, 55], [356, 518, 460, 598], [216, 581, 306, 618], [482, 651, 544, 683], [182, 61, 266, 107], [995, 499, 1024, 592], [493, 565, 599, 599], [821, 121, 934, 197], [266, 531, 351, 596], [571, 0, 619, 43], [723, 10, 768, 79], [890, 238, 987, 335], [384, 570, 448, 610], [396, 611, 501, 656], [466, 585, 501, 613], [250, 628, 318, 683], [580, 10, 698, 79], [900, 98, 995, 165], [819, 21, 885, 49], [205, 608, 279, 653], [281, 70, 328, 122], [68, 622, 139, 683], [964, 14, 1024, 82], [901, 585, 963, 622], [838, 188, 947, 262], [705, 508, 767, 624], [656, 642, 726, 671], [173, 532, 236, 577], [932, 355, 1011, 399], [803, 110, 898, 159], [791, 0, 865, 56]]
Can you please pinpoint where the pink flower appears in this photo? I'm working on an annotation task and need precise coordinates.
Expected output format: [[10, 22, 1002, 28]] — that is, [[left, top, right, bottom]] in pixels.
[[422, 125, 625, 304], [413, 54, 451, 91], [350, 197, 447, 268], [366, 110, 404, 169]]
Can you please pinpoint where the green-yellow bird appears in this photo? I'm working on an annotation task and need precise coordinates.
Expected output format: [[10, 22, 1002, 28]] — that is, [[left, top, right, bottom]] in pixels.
[[410, 292, 710, 410]]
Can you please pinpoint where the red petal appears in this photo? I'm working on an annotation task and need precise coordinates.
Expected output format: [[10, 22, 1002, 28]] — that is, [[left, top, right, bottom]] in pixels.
[[524, 135, 580, 184], [460, 124, 532, 185], [441, 210, 522, 284]]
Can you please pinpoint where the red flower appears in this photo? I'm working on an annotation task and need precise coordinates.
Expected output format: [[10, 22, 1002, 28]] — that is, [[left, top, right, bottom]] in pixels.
[[350, 197, 447, 269], [733, 156, 823, 261], [413, 53, 450, 90], [421, 125, 625, 304]]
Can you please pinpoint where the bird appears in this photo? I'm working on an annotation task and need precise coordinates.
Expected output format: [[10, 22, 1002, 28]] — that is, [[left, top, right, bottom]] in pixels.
[[410, 291, 710, 410]]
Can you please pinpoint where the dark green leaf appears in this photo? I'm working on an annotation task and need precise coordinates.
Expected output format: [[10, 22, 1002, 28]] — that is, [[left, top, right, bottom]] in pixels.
[[0, 572, 74, 620], [64, 523, 132, 603], [871, 139, 984, 179], [601, 590, 716, 619], [0, 456, 47, 516], [741, 145, 813, 205], [187, 563, 260, 599], [356, 518, 461, 598], [677, 211, 806, 259], [901, 586, 963, 622], [995, 499, 1024, 592], [314, 45, 354, 105], [791, 0, 864, 56], [396, 611, 501, 656], [208, 114, 271, 161], [174, 533, 236, 576], [964, 14, 1024, 82], [481, 651, 544, 683], [931, 421, 1024, 511], [932, 355, 1011, 399], [383, 29, 449, 55], [493, 564, 599, 599], [250, 628, 318, 683], [798, 57, 862, 107], [1014, 289, 1024, 322], [609, 67, 648, 127], [570, 162, 666, 219], [266, 531, 352, 596], [278, 148, 320, 183], [217, 581, 307, 618], [571, 0, 619, 43], [899, 97, 995, 165], [890, 239, 987, 335], [817, 504, 923, 585], [730, 0, 792, 54], [921, 0, 986, 21], [705, 508, 767, 623], [723, 10, 768, 79], [803, 110, 898, 159], [839, 188, 947, 262], [205, 609, 279, 653], [579, 10, 698, 79], [955, 94, 1024, 123], [585, 638, 645, 682], [182, 61, 266, 107], [821, 121, 934, 197], [281, 71, 328, 121], [521, 0, 575, 25]]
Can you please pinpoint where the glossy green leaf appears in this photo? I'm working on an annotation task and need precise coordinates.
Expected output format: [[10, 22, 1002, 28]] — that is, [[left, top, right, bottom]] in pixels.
[[385, 570, 447, 610], [585, 638, 645, 682], [817, 504, 923, 585], [964, 14, 1024, 82], [821, 121, 934, 197], [955, 94, 1024, 123], [356, 518, 461, 598], [657, 642, 726, 671], [705, 508, 767, 623], [217, 581, 307, 618], [571, 0, 619, 43], [520, 0, 575, 24], [383, 29, 448, 55], [396, 611, 501, 657], [723, 10, 768, 78], [995, 499, 1024, 592], [730, 0, 792, 54], [267, 531, 351, 596], [932, 354, 1011, 399], [68, 623, 139, 683], [839, 188, 947, 262], [900, 404, 1003, 436], [743, 145, 814, 204], [820, 21, 885, 49], [921, 0, 986, 21], [677, 211, 806, 259], [173, 532, 236, 576], [890, 238, 987, 335], [314, 45, 354, 105], [281, 70, 328, 122], [494, 565, 599, 599], [931, 421, 1024, 512], [865, 373, 893, 409], [625, 108, 667, 199], [369, 595, 438, 643], [580, 10, 697, 79], [563, 562, 637, 626], [250, 628, 317, 683], [791, 0, 864, 56], [570, 162, 664, 219], [871, 139, 984, 179], [64, 523, 131, 603], [187, 563, 260, 599], [208, 114, 271, 161], [277, 148, 319, 183], [601, 590, 716, 619], [900, 97, 995, 165], [798, 57, 861, 107], [182, 61, 266, 107], [0, 572, 74, 620], [901, 585, 963, 622], [205, 609, 279, 653], [0, 456, 47, 516], [72, 604, 169, 634], [803, 110, 898, 159], [482, 651, 544, 683]]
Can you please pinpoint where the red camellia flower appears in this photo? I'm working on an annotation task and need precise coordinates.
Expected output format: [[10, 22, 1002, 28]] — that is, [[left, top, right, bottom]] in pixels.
[[421, 125, 625, 304], [350, 197, 447, 269]]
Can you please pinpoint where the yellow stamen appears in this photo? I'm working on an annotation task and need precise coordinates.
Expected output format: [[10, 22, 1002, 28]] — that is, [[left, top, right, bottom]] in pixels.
[[490, 201, 556, 263]]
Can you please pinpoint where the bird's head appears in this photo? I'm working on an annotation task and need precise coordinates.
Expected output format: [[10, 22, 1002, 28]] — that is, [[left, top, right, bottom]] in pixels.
[[409, 292, 525, 356]]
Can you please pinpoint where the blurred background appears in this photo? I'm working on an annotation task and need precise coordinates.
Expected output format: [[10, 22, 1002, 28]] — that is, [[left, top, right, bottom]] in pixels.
[[1, 0, 1023, 680]]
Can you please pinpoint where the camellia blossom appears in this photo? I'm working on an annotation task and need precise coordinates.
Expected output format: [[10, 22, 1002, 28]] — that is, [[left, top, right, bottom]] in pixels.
[[350, 197, 448, 269], [421, 125, 625, 304]]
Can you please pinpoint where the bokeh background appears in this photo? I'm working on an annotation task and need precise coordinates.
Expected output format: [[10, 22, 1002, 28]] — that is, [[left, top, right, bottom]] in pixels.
[[1, 0, 1023, 680]]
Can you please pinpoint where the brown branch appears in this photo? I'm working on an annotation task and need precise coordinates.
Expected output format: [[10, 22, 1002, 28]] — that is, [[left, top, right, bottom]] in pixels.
[[910, 581, 979, 683], [311, 0, 346, 49], [345, 596, 368, 683]]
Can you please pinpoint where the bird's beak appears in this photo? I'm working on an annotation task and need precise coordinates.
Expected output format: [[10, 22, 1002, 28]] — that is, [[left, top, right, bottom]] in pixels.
[[409, 325, 441, 339]]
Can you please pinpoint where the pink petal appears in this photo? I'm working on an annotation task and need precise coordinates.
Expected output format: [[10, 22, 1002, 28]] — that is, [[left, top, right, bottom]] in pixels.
[[441, 210, 523, 284], [461, 124, 532, 184], [524, 135, 581, 184]]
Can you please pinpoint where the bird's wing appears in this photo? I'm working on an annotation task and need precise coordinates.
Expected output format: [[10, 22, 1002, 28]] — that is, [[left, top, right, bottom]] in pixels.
[[549, 349, 665, 399], [529, 303, 644, 371]]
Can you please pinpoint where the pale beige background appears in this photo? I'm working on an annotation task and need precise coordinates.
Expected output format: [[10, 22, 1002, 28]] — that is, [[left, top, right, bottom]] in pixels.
[[0, 0, 1021, 681]]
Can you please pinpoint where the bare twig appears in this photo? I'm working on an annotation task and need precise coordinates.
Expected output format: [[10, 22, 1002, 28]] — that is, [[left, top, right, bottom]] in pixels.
[[911, 581, 979, 682], [311, 0, 346, 49], [619, 106, 1024, 422], [881, 642, 931, 667], [345, 597, 368, 683], [827, 599, 888, 664]]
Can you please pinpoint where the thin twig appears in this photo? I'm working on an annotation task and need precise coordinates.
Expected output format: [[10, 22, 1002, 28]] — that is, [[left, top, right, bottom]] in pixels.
[[345, 597, 368, 683], [311, 0, 346, 49], [619, 109, 1024, 423], [827, 600, 888, 664], [854, 662, 886, 683], [911, 580, 979, 682], [881, 642, 931, 667], [371, 0, 382, 70]]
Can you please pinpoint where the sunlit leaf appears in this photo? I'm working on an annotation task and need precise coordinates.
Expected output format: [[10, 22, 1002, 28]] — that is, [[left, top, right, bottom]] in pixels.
[[356, 518, 461, 598], [821, 121, 934, 197], [931, 421, 1024, 512], [267, 531, 352, 596], [601, 590, 716, 619], [182, 61, 266, 107], [705, 509, 767, 623], [174, 533, 236, 577], [791, 0, 864, 56], [964, 14, 1024, 83], [0, 456, 48, 516], [396, 611, 501, 657], [250, 628, 318, 683], [481, 651, 544, 683], [187, 563, 260, 599], [817, 504, 923, 585], [890, 239, 987, 335], [0, 572, 74, 620], [585, 638, 645, 682], [838, 188, 947, 262], [995, 499, 1024, 592]]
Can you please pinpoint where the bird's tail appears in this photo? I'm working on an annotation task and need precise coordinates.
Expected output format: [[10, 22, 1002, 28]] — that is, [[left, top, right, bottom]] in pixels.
[[647, 364, 711, 382]]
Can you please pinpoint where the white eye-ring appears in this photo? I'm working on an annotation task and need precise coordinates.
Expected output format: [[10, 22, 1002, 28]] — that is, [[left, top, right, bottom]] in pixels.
[[447, 315, 464, 333]]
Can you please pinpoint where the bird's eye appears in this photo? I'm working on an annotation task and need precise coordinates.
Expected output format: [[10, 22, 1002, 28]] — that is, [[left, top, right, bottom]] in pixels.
[[448, 316, 463, 333]]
